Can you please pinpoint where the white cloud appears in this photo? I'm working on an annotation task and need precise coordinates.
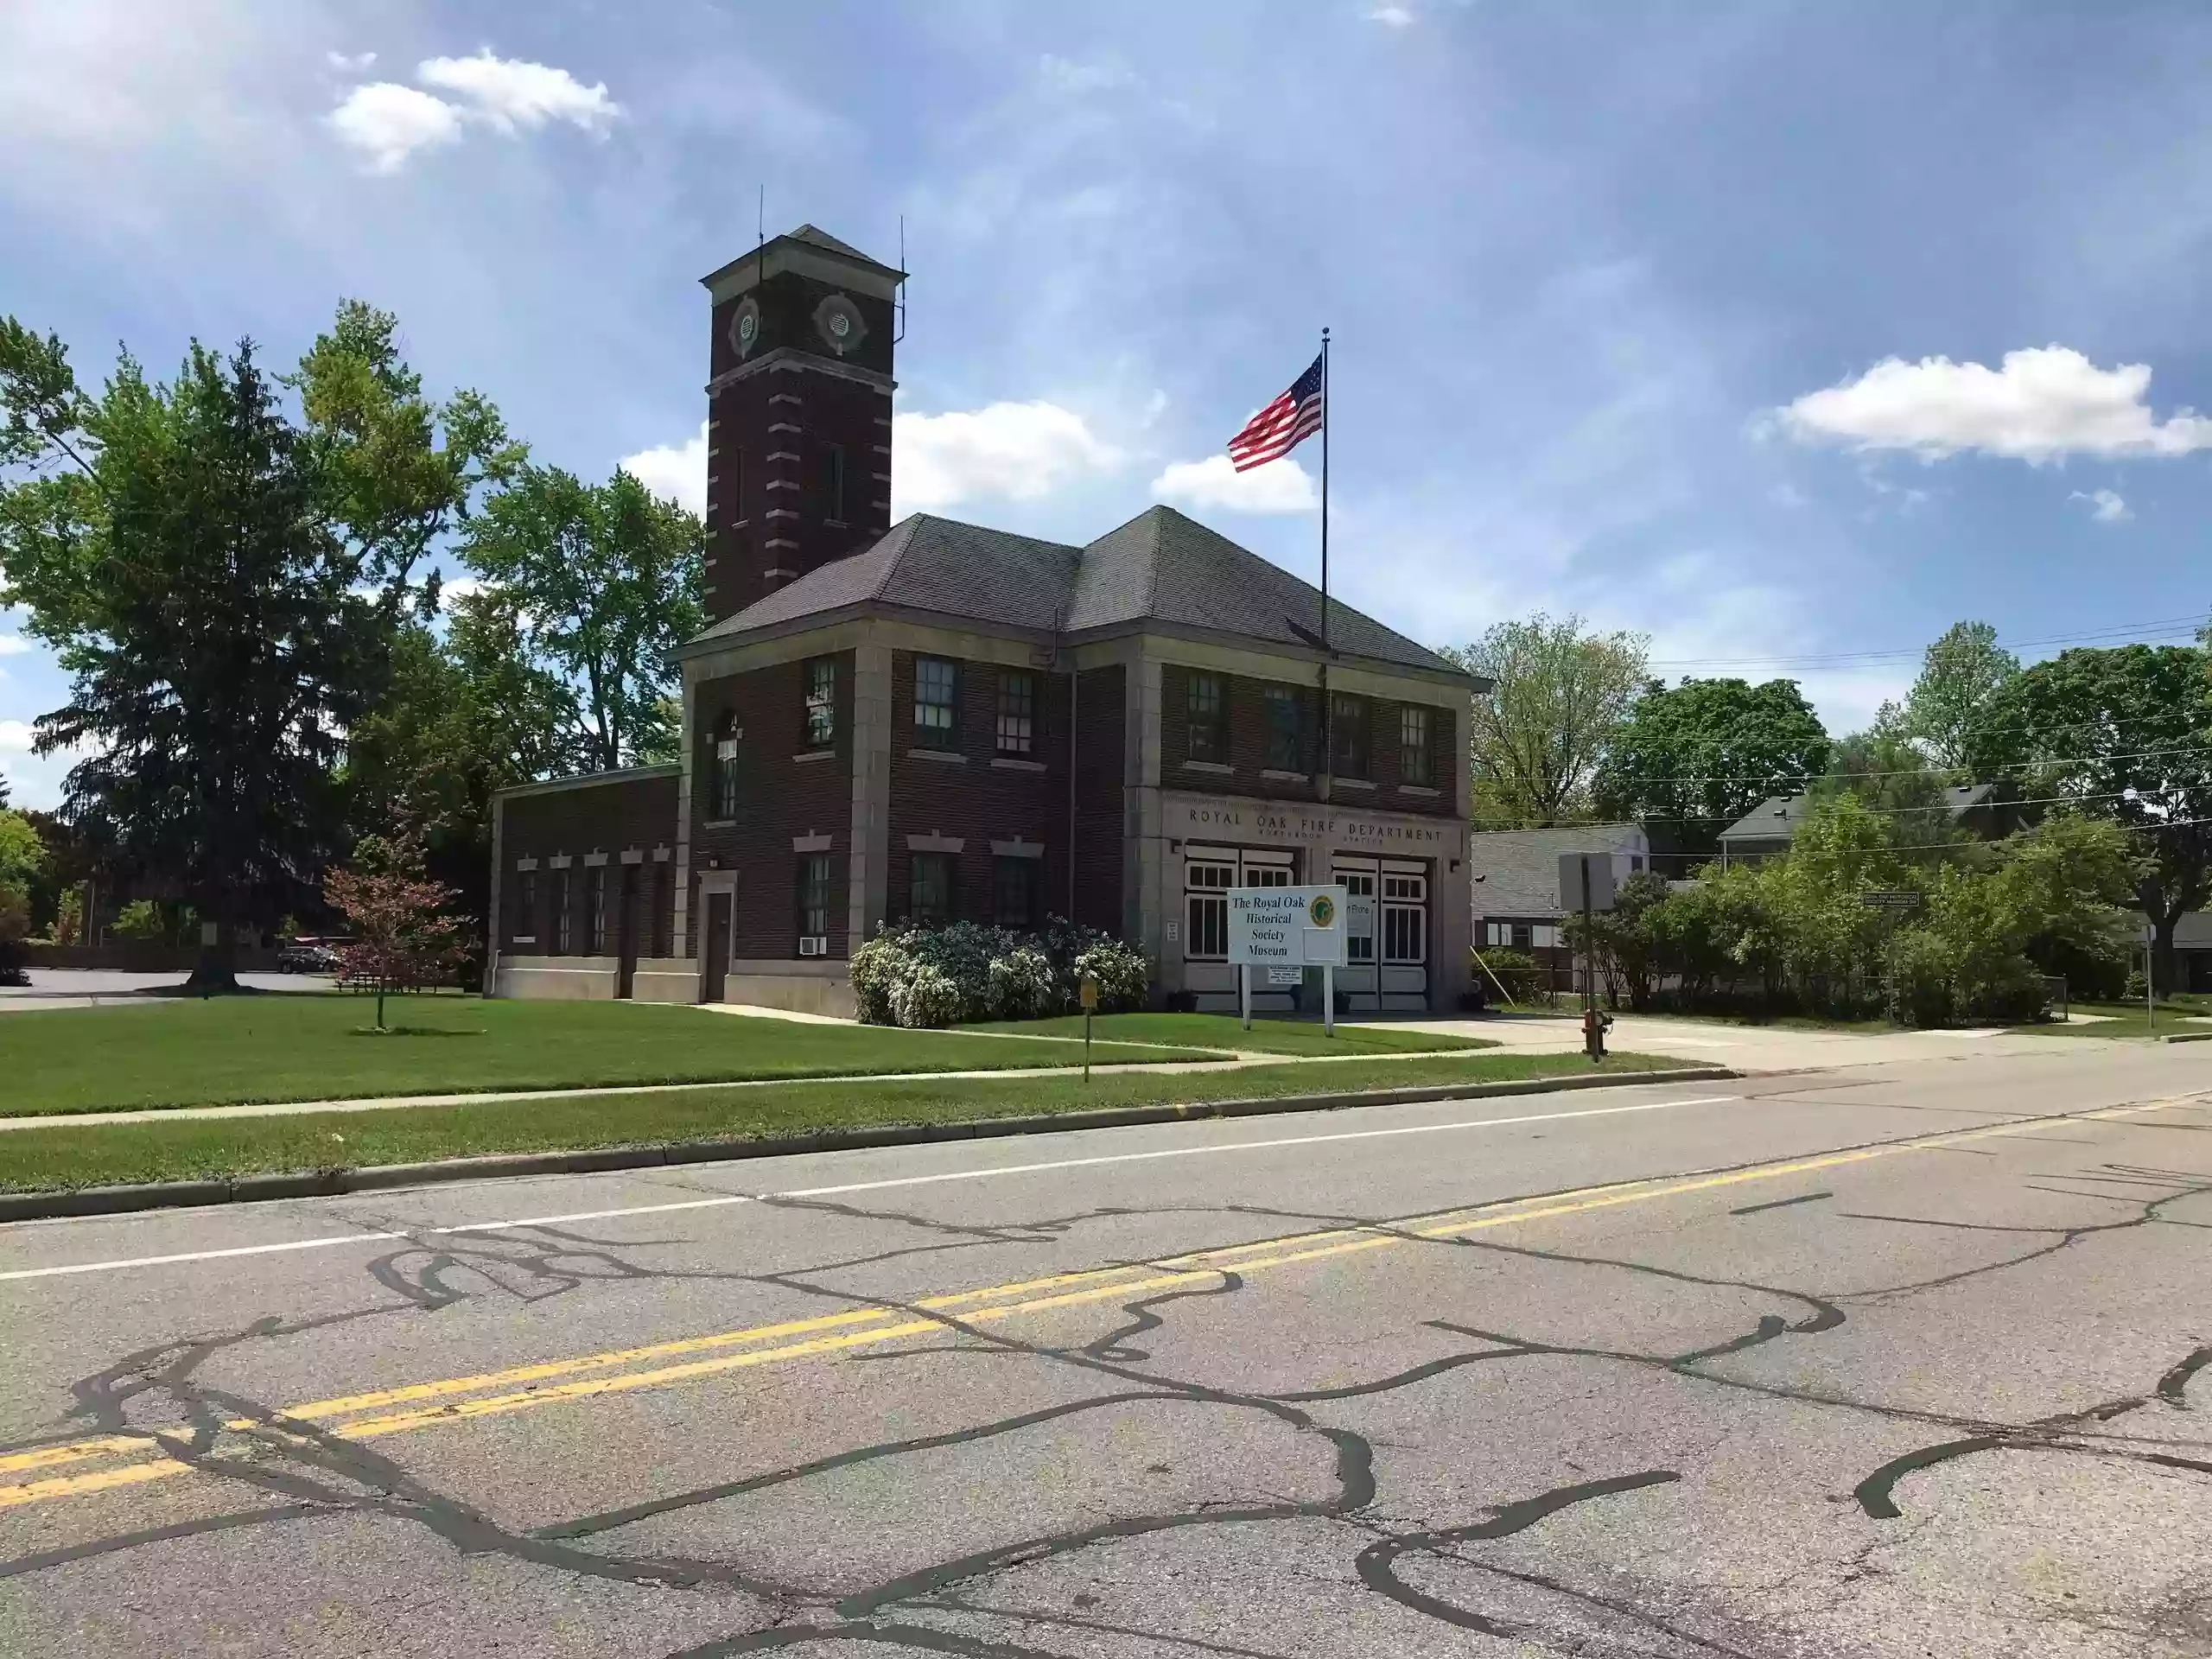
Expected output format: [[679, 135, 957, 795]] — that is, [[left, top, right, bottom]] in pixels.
[[327, 52, 619, 173], [893, 402, 1122, 512], [619, 422, 709, 516], [0, 636, 31, 657], [326, 50, 377, 73], [416, 51, 620, 137], [0, 720, 36, 753], [438, 574, 487, 602], [327, 82, 465, 174], [1367, 5, 1417, 25], [1151, 454, 1319, 514], [1766, 481, 1807, 509], [1775, 345, 2212, 462], [2070, 486, 2133, 523]]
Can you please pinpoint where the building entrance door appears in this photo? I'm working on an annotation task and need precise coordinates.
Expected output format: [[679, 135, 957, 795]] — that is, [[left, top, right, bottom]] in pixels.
[[702, 892, 732, 1003], [616, 864, 639, 1000]]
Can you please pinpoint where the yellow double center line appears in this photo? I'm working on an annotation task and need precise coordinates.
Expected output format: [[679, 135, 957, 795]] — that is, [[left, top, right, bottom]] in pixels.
[[2, 1095, 2194, 1516]]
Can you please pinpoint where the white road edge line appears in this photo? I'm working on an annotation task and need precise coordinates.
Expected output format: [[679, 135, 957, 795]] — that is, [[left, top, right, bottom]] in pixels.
[[0, 1092, 1741, 1283]]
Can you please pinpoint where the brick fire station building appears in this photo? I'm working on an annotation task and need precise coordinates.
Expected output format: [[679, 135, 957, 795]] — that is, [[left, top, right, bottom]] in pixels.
[[486, 226, 1476, 1017]]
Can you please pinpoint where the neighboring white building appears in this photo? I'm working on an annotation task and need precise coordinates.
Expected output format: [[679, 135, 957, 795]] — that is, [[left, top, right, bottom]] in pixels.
[[1467, 823, 1651, 963]]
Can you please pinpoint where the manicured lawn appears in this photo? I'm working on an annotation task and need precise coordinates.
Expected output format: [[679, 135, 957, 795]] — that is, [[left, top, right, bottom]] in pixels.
[[961, 1012, 1492, 1057], [0, 994, 1217, 1116], [0, 1051, 1700, 1192], [2014, 1002, 2212, 1040]]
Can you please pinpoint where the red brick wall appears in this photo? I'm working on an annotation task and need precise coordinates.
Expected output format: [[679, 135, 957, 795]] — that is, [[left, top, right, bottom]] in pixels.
[[884, 650, 1071, 927], [690, 652, 856, 958], [1159, 663, 1457, 817], [499, 772, 678, 953]]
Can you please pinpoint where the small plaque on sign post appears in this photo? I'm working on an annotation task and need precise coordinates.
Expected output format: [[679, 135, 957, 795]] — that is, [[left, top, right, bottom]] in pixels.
[[1859, 889, 1923, 912], [1079, 975, 1099, 1081]]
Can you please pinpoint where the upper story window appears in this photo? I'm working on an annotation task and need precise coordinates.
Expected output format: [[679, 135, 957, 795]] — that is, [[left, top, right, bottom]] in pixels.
[[1186, 671, 1228, 764], [823, 444, 848, 523], [513, 870, 537, 940], [804, 658, 838, 750], [914, 657, 958, 747], [1263, 685, 1307, 772], [1331, 693, 1369, 779], [710, 712, 742, 818], [732, 448, 745, 523], [996, 670, 1035, 757], [1399, 704, 1433, 787]]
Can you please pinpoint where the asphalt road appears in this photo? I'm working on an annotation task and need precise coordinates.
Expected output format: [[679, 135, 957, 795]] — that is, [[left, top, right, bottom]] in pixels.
[[3, 1042, 2210, 1657]]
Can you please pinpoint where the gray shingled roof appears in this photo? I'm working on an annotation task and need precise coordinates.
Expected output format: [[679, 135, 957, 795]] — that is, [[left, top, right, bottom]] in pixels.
[[693, 505, 1465, 677], [1467, 824, 1649, 917], [1719, 784, 1993, 846]]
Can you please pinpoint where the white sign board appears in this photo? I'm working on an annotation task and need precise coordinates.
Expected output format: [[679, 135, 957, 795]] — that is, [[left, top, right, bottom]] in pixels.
[[1558, 853, 1616, 914], [1227, 885, 1348, 968], [1265, 965, 1305, 987]]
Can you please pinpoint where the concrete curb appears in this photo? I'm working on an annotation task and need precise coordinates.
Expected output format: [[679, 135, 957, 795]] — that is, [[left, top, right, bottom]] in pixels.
[[0, 1065, 1737, 1224], [2161, 1031, 2212, 1046]]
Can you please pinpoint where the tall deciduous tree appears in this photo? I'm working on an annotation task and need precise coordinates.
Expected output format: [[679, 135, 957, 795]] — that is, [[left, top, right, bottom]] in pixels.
[[1965, 644, 2212, 988], [1904, 620, 2019, 768], [460, 466, 704, 773], [1594, 677, 1830, 858], [0, 305, 513, 991], [1444, 614, 1648, 829], [345, 586, 569, 925]]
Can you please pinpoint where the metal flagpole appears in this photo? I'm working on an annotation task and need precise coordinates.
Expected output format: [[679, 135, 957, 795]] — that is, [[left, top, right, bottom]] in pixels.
[[1318, 328, 1332, 796]]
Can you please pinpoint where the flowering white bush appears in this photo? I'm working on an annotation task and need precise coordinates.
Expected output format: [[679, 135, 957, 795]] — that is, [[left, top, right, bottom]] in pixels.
[[850, 916, 1152, 1027], [888, 963, 965, 1028]]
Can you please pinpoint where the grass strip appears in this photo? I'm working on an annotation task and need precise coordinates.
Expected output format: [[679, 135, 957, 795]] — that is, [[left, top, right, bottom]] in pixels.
[[960, 1012, 1490, 1056], [0, 995, 1217, 1116], [0, 1052, 1696, 1192]]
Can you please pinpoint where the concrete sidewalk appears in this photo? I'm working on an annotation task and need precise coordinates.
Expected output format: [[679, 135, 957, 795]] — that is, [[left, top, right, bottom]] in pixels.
[[1398, 1011, 2079, 1071]]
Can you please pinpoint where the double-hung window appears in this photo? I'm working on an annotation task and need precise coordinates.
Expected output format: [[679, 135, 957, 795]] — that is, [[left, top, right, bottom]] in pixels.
[[996, 671, 1035, 757], [914, 658, 958, 748], [1399, 705, 1433, 786], [1331, 694, 1369, 779], [710, 714, 742, 818], [909, 852, 954, 924], [1186, 672, 1228, 764], [804, 658, 838, 750], [1263, 685, 1306, 772]]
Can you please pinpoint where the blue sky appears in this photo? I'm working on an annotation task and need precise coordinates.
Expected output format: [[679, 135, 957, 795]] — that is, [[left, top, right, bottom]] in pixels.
[[6, 0, 2211, 807]]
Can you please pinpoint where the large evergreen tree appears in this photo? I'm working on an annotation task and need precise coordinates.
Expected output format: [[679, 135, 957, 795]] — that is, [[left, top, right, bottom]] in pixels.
[[0, 306, 516, 989]]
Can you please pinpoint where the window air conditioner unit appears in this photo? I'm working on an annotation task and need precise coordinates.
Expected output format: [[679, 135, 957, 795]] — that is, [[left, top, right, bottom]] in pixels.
[[798, 936, 828, 957]]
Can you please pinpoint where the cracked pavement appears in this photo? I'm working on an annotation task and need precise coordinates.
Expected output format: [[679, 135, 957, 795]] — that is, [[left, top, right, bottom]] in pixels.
[[3, 1042, 2210, 1656]]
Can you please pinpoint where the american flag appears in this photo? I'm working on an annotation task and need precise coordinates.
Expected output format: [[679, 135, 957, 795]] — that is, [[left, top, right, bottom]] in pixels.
[[1226, 352, 1325, 472]]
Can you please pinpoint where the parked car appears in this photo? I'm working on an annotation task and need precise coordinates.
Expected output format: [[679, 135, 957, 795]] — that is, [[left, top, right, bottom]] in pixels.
[[276, 938, 343, 974]]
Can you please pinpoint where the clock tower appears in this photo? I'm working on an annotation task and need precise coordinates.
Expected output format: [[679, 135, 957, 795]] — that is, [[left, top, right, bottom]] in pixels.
[[698, 226, 903, 625]]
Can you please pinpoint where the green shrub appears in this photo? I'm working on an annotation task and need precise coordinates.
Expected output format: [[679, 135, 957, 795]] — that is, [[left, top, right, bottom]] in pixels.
[[851, 917, 1154, 1027], [1473, 946, 1543, 1003]]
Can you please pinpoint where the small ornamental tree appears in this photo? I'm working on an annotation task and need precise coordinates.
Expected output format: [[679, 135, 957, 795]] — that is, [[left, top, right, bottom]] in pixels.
[[324, 827, 473, 1029]]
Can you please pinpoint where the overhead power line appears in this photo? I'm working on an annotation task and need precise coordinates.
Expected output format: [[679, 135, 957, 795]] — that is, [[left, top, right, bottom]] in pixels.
[[1644, 611, 2212, 671], [1565, 741, 2212, 792]]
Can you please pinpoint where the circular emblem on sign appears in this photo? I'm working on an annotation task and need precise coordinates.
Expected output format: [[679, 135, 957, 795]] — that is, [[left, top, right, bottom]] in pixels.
[[1308, 893, 1336, 929], [728, 297, 762, 359], [828, 311, 850, 339]]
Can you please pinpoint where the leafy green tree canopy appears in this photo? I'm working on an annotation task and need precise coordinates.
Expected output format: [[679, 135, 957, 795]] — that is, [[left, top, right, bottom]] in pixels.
[[0, 305, 515, 989], [1965, 643, 2212, 982], [1445, 613, 1649, 829], [1594, 677, 1829, 855], [1904, 620, 2019, 769], [460, 464, 705, 773]]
